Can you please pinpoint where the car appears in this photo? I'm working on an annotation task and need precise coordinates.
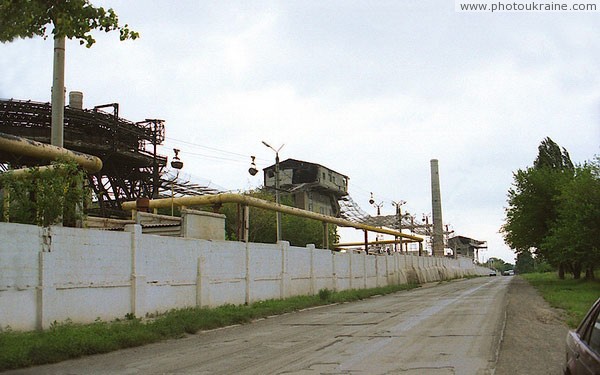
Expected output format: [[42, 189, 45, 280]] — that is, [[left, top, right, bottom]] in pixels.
[[564, 297, 600, 374], [489, 270, 497, 276], [503, 270, 515, 276]]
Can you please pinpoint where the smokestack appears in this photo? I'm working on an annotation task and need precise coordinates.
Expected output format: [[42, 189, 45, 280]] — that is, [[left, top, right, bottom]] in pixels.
[[68, 91, 83, 109], [430, 159, 444, 257]]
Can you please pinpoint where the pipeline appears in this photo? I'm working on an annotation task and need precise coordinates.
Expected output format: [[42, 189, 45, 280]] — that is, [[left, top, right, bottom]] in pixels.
[[0, 132, 103, 173], [335, 239, 405, 247], [121, 193, 424, 243]]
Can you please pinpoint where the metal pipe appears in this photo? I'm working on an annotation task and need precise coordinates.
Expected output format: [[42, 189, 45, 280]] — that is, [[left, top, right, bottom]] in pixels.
[[0, 132, 103, 173], [335, 238, 419, 248], [121, 193, 424, 242], [2, 164, 57, 178]]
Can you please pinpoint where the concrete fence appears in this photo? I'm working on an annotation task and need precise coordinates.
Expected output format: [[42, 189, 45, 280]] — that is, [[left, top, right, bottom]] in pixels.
[[0, 222, 490, 331]]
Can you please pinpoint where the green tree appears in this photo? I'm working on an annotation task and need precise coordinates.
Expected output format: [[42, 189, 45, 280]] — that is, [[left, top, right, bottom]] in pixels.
[[220, 188, 338, 248], [502, 137, 574, 278], [533, 137, 574, 171], [0, 0, 138, 47], [542, 159, 600, 279], [488, 257, 513, 273], [0, 0, 139, 147], [515, 250, 535, 274]]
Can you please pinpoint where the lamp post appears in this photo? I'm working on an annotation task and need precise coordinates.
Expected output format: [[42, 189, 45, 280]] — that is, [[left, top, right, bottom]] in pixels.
[[170, 149, 183, 216], [368, 192, 383, 216], [262, 141, 284, 242]]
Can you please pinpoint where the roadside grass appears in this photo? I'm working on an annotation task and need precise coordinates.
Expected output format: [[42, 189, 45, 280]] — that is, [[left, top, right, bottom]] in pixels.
[[0, 283, 419, 371], [521, 272, 600, 328]]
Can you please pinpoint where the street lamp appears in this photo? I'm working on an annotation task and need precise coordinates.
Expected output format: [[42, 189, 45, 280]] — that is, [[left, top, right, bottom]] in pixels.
[[170, 149, 183, 216], [248, 156, 258, 176], [262, 141, 284, 242], [369, 192, 383, 216]]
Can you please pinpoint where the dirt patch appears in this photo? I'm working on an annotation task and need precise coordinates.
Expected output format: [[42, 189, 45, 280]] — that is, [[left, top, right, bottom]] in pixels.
[[495, 276, 570, 375]]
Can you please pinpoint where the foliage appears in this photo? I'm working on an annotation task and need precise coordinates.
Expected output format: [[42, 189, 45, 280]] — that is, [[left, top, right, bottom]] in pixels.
[[501, 137, 600, 279], [219, 188, 339, 248], [0, 0, 139, 48], [522, 272, 600, 327], [0, 161, 87, 227], [502, 165, 572, 259], [487, 257, 513, 273], [515, 250, 554, 274], [542, 160, 600, 279], [0, 283, 419, 371], [515, 251, 535, 274]]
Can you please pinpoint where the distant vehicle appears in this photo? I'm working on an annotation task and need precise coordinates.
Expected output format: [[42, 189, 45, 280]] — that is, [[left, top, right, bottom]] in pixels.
[[503, 270, 515, 276], [489, 270, 497, 276], [564, 298, 600, 374]]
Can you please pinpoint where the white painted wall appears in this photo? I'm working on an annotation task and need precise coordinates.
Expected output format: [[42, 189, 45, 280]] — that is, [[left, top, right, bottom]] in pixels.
[[0, 222, 491, 331]]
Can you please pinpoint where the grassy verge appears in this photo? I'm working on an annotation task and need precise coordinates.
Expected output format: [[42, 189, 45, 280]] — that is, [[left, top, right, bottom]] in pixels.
[[521, 272, 600, 328], [0, 283, 419, 371]]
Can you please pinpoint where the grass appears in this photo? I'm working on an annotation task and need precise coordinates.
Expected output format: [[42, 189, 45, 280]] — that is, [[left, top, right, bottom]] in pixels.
[[521, 272, 600, 328], [0, 283, 419, 371]]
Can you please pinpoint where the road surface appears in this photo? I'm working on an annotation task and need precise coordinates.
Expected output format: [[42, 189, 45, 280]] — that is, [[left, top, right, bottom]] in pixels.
[[8, 277, 510, 375]]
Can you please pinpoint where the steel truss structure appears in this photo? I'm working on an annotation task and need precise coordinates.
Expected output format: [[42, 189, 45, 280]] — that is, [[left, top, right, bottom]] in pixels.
[[0, 98, 220, 217], [339, 195, 431, 235]]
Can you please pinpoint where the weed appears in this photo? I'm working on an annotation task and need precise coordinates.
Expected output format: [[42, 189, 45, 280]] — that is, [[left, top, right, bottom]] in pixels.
[[318, 288, 332, 301], [522, 272, 600, 328]]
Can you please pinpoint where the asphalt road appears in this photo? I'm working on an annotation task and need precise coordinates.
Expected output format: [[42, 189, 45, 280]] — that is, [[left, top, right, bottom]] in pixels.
[[7, 277, 510, 375]]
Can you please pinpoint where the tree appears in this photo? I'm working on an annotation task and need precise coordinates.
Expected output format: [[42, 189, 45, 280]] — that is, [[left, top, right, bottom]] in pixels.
[[533, 137, 574, 171], [542, 159, 600, 279], [488, 257, 513, 273], [0, 0, 139, 47], [0, 0, 139, 147], [219, 188, 338, 248], [502, 137, 574, 278], [515, 250, 535, 274]]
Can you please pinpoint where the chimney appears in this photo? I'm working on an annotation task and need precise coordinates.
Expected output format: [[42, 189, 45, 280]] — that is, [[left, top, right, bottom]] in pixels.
[[430, 159, 444, 257], [68, 91, 83, 109]]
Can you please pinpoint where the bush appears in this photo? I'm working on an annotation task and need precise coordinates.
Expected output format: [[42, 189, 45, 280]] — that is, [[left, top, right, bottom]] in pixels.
[[0, 160, 86, 227]]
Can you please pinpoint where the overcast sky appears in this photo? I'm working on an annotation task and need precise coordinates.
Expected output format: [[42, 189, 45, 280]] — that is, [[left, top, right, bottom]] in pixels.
[[2, 1, 599, 263]]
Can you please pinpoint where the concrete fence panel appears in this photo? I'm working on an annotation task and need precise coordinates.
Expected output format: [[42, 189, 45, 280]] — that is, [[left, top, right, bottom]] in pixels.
[[0, 223, 491, 331]]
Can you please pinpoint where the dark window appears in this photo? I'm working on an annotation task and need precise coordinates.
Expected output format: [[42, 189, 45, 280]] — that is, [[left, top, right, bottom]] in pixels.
[[588, 311, 600, 354]]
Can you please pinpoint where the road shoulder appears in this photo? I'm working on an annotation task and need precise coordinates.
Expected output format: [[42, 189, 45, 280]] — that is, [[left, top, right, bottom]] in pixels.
[[494, 276, 569, 375]]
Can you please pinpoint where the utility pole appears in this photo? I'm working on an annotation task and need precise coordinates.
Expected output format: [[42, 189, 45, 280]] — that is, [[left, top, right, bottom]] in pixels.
[[262, 141, 284, 242], [51, 36, 66, 147], [392, 200, 406, 253]]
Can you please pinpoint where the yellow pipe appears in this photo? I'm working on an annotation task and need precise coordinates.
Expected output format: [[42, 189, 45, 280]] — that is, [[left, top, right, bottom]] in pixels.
[[0, 132, 103, 173], [121, 193, 424, 242], [2, 165, 57, 179], [335, 239, 418, 247]]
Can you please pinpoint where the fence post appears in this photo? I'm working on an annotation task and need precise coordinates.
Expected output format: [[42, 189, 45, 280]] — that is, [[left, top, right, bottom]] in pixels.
[[37, 227, 55, 330], [126, 224, 145, 318], [307, 244, 316, 295], [197, 255, 210, 308], [363, 251, 367, 290], [245, 241, 252, 305], [280, 241, 291, 299]]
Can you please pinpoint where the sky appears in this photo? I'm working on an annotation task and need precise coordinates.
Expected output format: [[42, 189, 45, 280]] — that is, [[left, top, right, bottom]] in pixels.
[[1, 1, 599, 263]]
